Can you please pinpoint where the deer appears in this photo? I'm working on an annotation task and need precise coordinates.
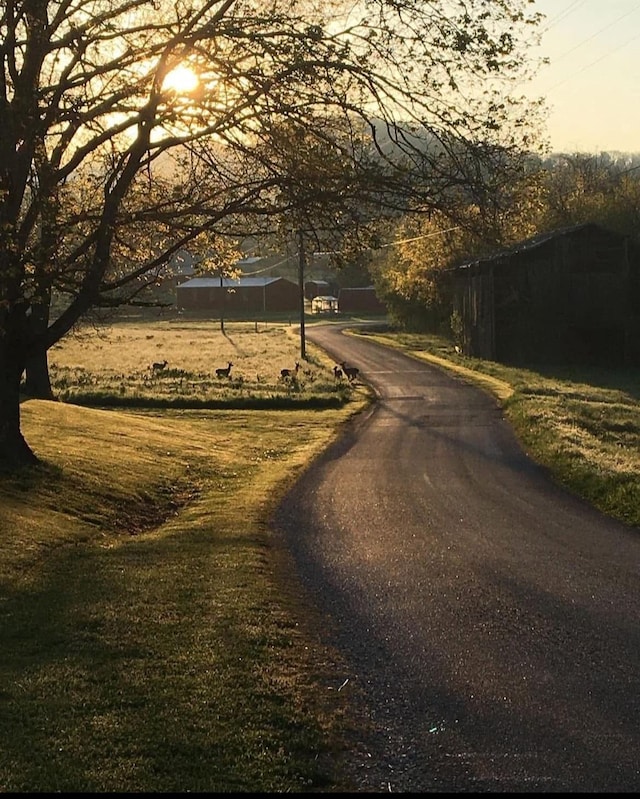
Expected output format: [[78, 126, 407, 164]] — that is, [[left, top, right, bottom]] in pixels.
[[152, 360, 168, 372], [216, 361, 233, 378], [340, 361, 359, 382], [280, 362, 300, 380]]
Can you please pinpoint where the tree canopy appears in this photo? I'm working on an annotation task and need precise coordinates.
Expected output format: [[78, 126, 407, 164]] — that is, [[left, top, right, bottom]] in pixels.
[[0, 0, 544, 468]]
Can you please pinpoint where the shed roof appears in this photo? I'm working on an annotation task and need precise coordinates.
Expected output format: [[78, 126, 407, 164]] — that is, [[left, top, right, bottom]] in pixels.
[[452, 222, 620, 272], [177, 276, 288, 289]]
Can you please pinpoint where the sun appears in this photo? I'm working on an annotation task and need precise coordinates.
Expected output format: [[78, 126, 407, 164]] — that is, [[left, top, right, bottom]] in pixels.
[[162, 65, 199, 94]]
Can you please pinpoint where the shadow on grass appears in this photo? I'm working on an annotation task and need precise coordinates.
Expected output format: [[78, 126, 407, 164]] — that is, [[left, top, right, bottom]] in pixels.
[[520, 363, 640, 401], [0, 458, 62, 486], [0, 510, 333, 792], [61, 394, 348, 411]]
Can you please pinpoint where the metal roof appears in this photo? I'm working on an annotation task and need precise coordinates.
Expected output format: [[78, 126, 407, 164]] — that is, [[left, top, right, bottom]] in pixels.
[[177, 276, 288, 288], [452, 223, 614, 272]]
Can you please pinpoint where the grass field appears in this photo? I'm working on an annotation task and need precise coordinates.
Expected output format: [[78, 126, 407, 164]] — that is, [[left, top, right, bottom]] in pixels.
[[1, 315, 639, 791], [48, 318, 350, 407], [2, 318, 370, 792]]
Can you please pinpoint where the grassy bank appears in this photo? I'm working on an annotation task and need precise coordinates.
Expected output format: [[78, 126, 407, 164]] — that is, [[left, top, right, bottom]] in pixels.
[[1, 399, 370, 791], [2, 319, 371, 792], [2, 317, 639, 791]]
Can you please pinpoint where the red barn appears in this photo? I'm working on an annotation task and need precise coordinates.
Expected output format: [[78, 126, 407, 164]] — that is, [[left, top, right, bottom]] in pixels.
[[176, 275, 299, 314]]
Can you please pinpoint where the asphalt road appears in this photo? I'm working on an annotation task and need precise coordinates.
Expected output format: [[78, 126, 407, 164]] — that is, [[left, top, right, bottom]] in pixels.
[[273, 323, 640, 793]]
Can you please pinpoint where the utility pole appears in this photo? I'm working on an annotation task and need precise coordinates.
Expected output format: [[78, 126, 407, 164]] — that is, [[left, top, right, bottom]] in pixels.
[[298, 229, 306, 360], [218, 270, 225, 334]]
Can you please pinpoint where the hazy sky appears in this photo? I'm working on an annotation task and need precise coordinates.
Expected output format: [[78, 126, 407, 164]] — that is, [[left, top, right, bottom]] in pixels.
[[526, 0, 640, 154]]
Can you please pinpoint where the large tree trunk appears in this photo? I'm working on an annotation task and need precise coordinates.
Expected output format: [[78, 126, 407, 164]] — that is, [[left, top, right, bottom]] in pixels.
[[22, 296, 55, 399], [23, 348, 55, 400], [0, 341, 39, 470]]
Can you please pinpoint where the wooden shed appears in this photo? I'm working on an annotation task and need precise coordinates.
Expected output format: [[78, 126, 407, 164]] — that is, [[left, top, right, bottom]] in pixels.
[[305, 280, 332, 300], [450, 223, 640, 366], [176, 275, 299, 314], [337, 286, 387, 314]]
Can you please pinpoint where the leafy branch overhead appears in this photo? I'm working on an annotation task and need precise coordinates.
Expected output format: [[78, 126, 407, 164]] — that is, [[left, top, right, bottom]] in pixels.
[[0, 0, 544, 467]]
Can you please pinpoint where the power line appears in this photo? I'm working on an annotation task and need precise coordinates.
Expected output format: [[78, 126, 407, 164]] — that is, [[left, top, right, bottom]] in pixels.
[[544, 27, 640, 91], [536, 1, 640, 92], [234, 255, 294, 275], [313, 226, 462, 257], [550, 2, 640, 63], [541, 0, 588, 33], [376, 226, 462, 249]]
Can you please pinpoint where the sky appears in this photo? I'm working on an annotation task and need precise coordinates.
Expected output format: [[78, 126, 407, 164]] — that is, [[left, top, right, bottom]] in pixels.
[[525, 0, 640, 154]]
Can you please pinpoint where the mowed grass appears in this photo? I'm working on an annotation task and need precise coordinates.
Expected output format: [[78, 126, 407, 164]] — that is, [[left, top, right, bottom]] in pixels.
[[354, 328, 640, 529], [1, 319, 370, 792]]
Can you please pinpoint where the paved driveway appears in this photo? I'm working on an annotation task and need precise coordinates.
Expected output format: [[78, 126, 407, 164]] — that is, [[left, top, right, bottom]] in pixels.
[[273, 323, 640, 792]]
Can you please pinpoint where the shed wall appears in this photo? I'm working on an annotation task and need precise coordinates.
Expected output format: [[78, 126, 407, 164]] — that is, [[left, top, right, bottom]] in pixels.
[[453, 225, 640, 366]]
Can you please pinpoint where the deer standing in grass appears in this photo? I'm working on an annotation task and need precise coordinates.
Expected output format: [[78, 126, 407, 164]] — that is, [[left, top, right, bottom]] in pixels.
[[340, 361, 359, 382], [280, 362, 300, 380], [216, 361, 233, 378], [152, 360, 168, 372]]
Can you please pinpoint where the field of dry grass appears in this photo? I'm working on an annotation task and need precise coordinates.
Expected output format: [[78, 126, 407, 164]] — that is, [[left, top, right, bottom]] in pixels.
[[48, 318, 349, 405]]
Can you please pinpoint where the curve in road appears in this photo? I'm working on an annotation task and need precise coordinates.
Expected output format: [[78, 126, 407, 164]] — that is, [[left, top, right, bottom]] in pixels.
[[273, 323, 640, 792]]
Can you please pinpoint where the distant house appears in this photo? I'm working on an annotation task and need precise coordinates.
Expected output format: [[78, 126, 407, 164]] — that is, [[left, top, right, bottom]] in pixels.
[[176, 275, 299, 314], [450, 223, 640, 366], [337, 286, 387, 314]]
